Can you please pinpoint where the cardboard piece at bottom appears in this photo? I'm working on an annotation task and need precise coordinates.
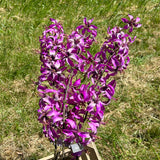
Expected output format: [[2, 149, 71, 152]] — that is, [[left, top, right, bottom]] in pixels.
[[39, 142, 101, 160], [80, 142, 101, 160]]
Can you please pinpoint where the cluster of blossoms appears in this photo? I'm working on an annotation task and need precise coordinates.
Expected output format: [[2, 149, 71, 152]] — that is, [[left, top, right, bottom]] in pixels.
[[37, 15, 141, 148]]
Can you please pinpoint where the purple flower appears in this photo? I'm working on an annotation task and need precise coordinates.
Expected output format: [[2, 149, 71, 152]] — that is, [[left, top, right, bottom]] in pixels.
[[66, 119, 77, 129], [77, 17, 97, 37], [122, 14, 142, 32], [77, 132, 91, 144], [68, 31, 85, 52], [36, 16, 141, 150]]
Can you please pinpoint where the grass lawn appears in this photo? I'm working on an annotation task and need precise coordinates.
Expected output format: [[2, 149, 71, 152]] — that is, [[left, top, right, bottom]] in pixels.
[[0, 0, 160, 159]]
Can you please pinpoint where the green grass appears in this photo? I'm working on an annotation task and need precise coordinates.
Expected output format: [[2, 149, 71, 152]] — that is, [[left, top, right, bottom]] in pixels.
[[0, 0, 160, 159]]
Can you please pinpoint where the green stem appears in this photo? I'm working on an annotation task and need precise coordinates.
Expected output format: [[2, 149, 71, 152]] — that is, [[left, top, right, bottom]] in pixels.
[[62, 70, 73, 158], [54, 139, 59, 160], [83, 111, 88, 123]]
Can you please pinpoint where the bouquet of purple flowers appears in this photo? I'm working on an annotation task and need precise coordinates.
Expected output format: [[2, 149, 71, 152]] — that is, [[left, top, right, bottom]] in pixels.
[[37, 15, 141, 157]]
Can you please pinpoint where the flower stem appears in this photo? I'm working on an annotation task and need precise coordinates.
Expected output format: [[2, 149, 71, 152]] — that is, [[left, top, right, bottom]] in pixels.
[[62, 70, 73, 158]]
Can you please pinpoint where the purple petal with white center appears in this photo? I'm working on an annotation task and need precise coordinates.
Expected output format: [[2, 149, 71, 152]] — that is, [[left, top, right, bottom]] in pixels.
[[82, 28, 87, 35], [48, 128, 59, 139], [55, 60, 60, 69], [87, 51, 92, 59], [80, 84, 85, 91], [55, 102, 61, 110], [83, 18, 87, 25], [83, 90, 89, 100], [78, 94, 83, 102], [91, 78, 95, 84], [70, 54, 79, 62], [80, 54, 88, 61], [135, 17, 140, 23], [66, 119, 77, 129], [44, 105, 52, 111], [90, 24, 97, 29], [45, 89, 57, 93], [63, 129, 74, 137], [108, 80, 116, 89], [67, 58, 74, 67], [77, 25, 84, 30], [77, 132, 90, 138], [68, 48, 75, 53], [43, 97, 52, 105], [38, 85, 47, 91], [56, 80, 66, 88], [114, 39, 122, 45], [135, 24, 142, 28], [50, 18, 56, 23], [88, 122, 97, 133], [121, 18, 129, 23], [51, 128, 59, 138], [47, 110, 60, 117], [96, 101, 102, 112], [73, 79, 81, 87], [108, 84, 115, 95], [58, 38, 63, 44], [48, 128, 55, 141], [108, 44, 114, 49], [111, 58, 117, 68], [125, 56, 130, 66], [129, 36, 136, 43], [129, 27, 133, 33], [49, 50, 56, 56], [104, 90, 112, 99], [79, 63, 85, 72], [88, 18, 93, 24], [91, 30, 97, 37], [128, 14, 133, 20], [120, 55, 125, 66], [87, 102, 96, 112], [107, 65, 115, 72], [99, 110, 104, 119], [53, 116, 63, 123], [37, 108, 42, 114], [74, 93, 81, 103]]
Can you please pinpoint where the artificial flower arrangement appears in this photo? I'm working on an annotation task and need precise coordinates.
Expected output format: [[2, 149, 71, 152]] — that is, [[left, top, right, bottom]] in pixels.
[[37, 15, 141, 159]]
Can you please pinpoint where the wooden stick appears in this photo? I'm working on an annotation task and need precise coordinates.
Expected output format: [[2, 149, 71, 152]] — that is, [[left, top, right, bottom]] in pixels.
[[39, 142, 102, 160]]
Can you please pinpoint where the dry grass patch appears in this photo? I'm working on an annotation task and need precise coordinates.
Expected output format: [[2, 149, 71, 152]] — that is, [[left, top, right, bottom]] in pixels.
[[0, 134, 55, 160]]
